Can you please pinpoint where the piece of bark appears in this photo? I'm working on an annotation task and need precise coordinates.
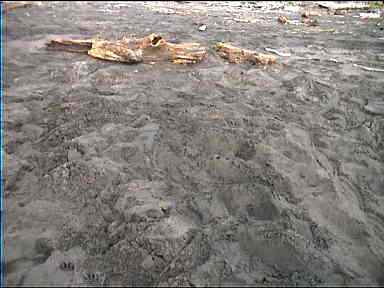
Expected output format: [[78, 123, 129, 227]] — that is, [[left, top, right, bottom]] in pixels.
[[214, 42, 277, 65]]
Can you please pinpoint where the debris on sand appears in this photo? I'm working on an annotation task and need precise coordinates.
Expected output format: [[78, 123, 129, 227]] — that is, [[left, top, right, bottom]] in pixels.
[[353, 63, 384, 72], [46, 34, 207, 65], [47, 37, 143, 63], [159, 200, 176, 213], [302, 11, 322, 18], [198, 25, 207, 32], [278, 15, 289, 24], [153, 40, 207, 64], [215, 42, 277, 65]]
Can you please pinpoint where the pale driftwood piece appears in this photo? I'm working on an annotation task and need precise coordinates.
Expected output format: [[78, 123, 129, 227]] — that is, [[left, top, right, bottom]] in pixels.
[[214, 42, 277, 65], [46, 34, 207, 65]]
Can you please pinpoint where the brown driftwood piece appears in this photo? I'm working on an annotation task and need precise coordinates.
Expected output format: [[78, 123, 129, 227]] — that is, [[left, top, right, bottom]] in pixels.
[[278, 15, 289, 24], [117, 34, 207, 64], [214, 42, 277, 65], [46, 34, 207, 65], [46, 39, 94, 53]]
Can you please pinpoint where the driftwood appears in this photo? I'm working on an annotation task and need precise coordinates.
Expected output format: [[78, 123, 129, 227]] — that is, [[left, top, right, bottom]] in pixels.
[[214, 42, 277, 65], [46, 39, 94, 53], [46, 34, 207, 65], [144, 40, 207, 64], [88, 40, 144, 63]]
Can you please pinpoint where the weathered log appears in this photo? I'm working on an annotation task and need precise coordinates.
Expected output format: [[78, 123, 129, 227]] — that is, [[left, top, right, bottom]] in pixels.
[[214, 42, 277, 65], [46, 34, 207, 65]]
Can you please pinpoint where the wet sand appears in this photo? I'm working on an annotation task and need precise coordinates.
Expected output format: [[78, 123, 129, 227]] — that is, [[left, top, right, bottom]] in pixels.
[[4, 1, 384, 286]]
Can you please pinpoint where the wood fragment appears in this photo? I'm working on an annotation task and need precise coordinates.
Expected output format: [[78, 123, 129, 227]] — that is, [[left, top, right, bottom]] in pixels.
[[88, 40, 143, 63], [278, 15, 289, 24], [162, 42, 207, 64], [46, 39, 94, 53], [215, 42, 277, 65]]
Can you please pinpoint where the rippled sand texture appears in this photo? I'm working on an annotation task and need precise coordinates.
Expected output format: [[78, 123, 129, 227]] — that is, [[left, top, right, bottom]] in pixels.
[[4, 1, 384, 286]]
